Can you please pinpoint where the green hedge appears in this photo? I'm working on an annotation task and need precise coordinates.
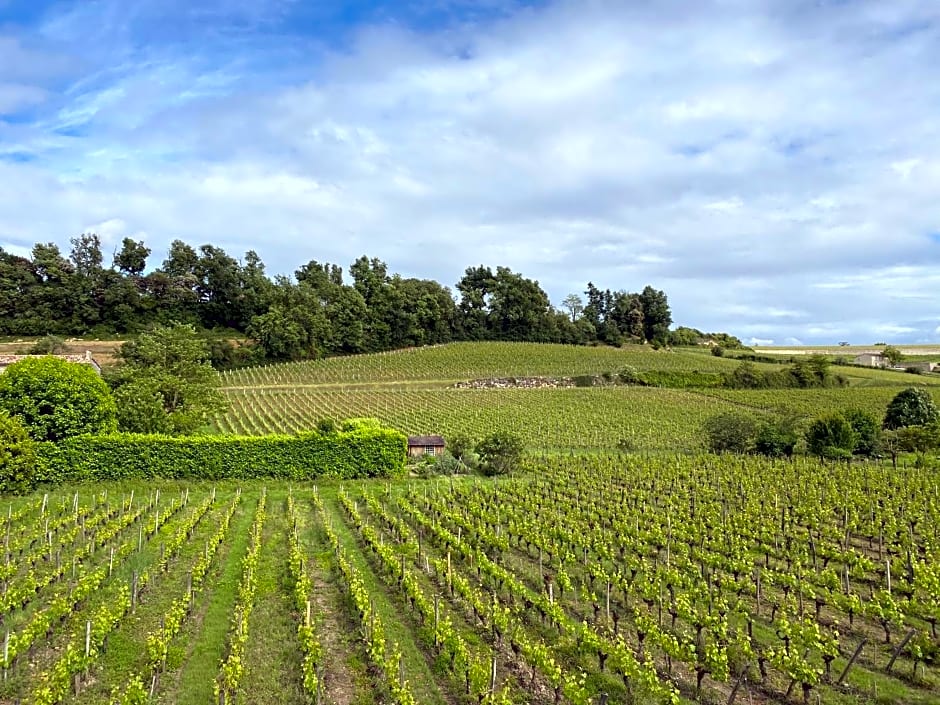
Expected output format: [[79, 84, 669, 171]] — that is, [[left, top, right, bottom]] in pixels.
[[36, 419, 407, 483]]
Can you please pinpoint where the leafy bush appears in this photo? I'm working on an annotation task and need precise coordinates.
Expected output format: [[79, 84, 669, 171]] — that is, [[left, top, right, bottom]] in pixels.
[[842, 408, 882, 457], [0, 356, 117, 442], [0, 411, 38, 494], [36, 420, 407, 484], [618, 365, 641, 384], [754, 415, 800, 458], [28, 335, 67, 355], [884, 387, 939, 429], [476, 430, 524, 475], [316, 417, 338, 433], [806, 414, 858, 460], [703, 412, 758, 453]]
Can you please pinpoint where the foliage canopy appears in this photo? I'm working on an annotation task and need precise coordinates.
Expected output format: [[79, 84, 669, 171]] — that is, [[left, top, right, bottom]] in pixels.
[[110, 323, 228, 435], [0, 356, 116, 442], [883, 387, 939, 430]]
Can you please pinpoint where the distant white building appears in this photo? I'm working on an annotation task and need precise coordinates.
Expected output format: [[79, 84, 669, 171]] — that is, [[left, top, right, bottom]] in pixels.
[[853, 353, 887, 368]]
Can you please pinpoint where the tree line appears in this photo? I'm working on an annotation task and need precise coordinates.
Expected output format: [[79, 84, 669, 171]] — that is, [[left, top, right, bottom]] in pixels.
[[0, 234, 693, 363], [703, 387, 940, 467]]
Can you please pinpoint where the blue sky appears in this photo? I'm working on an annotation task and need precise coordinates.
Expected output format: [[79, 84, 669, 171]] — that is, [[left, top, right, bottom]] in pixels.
[[1, 0, 939, 345]]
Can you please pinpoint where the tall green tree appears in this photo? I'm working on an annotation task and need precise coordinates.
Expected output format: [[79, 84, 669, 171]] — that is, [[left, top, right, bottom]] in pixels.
[[111, 323, 228, 434], [456, 265, 495, 340], [843, 408, 882, 457], [638, 285, 672, 343], [113, 237, 150, 276]]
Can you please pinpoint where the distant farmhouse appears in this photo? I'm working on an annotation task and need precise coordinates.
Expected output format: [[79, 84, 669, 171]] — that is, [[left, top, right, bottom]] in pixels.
[[852, 352, 937, 373], [0, 351, 102, 375], [853, 352, 887, 368], [407, 435, 446, 458]]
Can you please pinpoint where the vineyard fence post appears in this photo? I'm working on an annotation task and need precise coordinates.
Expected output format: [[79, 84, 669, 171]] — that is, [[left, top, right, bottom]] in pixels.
[[837, 639, 866, 684], [886, 629, 916, 673]]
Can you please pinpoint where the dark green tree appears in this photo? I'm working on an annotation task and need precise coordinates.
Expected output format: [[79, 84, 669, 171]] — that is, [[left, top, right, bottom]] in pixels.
[[111, 323, 228, 434], [806, 414, 858, 460], [703, 411, 758, 453], [488, 267, 553, 341], [638, 285, 672, 343], [0, 357, 117, 442], [0, 249, 41, 335], [884, 387, 939, 429], [456, 265, 495, 340], [843, 408, 882, 457], [113, 237, 150, 276], [476, 430, 524, 475]]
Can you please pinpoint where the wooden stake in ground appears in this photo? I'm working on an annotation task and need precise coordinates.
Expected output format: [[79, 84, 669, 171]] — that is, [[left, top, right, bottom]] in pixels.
[[887, 629, 916, 673], [838, 639, 866, 684]]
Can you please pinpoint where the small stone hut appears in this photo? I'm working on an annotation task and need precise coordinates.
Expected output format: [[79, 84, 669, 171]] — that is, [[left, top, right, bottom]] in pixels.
[[407, 435, 446, 458]]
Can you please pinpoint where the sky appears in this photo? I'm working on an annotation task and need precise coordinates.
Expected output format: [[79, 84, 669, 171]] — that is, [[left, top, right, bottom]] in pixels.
[[1, 0, 939, 346]]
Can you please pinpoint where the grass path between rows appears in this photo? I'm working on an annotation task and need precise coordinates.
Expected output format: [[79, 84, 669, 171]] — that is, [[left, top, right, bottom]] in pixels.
[[297, 494, 374, 705], [318, 489, 456, 705], [238, 489, 306, 705], [74, 495, 232, 703], [158, 493, 258, 705]]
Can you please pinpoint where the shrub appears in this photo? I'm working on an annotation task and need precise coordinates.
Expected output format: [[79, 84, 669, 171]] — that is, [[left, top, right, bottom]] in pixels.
[[711, 345, 725, 357], [0, 412, 38, 495], [806, 414, 858, 460], [703, 412, 758, 453], [316, 417, 338, 434], [843, 408, 882, 457], [476, 430, 524, 476], [0, 356, 117, 442], [618, 366, 641, 384], [884, 387, 939, 430], [754, 415, 800, 458], [28, 335, 67, 355]]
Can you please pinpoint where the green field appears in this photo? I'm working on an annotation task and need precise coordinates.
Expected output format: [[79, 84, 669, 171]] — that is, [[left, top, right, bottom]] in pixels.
[[212, 342, 940, 451], [2, 455, 937, 705]]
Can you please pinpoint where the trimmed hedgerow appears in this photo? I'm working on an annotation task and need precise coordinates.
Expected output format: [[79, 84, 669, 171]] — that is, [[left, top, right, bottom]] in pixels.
[[36, 418, 406, 484]]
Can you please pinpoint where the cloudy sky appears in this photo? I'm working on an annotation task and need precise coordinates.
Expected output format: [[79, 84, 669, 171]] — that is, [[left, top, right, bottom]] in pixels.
[[1, 0, 939, 345]]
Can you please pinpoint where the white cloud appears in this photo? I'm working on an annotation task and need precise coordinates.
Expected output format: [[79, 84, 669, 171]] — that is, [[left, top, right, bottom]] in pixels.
[[1, 0, 939, 343]]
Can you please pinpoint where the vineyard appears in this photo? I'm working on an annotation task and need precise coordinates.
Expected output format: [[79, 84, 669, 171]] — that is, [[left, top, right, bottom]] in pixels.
[[0, 455, 937, 704], [211, 342, 940, 450]]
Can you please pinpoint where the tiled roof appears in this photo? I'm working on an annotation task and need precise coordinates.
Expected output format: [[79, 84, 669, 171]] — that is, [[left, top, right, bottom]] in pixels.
[[407, 435, 446, 446]]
